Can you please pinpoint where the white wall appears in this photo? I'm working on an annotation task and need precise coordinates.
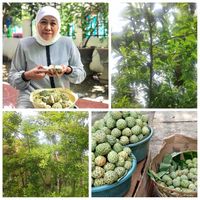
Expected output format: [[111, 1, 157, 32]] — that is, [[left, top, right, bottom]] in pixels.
[[3, 37, 19, 60]]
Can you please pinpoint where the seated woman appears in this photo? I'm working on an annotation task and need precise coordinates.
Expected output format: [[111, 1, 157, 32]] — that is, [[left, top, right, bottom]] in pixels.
[[8, 6, 86, 108]]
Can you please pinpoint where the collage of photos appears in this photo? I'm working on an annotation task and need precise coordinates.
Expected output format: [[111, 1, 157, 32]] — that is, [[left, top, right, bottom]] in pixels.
[[2, 1, 198, 198]]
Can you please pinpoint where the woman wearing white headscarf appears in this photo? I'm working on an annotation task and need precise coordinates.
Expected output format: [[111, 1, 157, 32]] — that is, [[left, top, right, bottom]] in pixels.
[[8, 6, 86, 108]]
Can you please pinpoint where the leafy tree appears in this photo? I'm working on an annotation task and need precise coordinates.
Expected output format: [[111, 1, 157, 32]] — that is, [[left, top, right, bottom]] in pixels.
[[3, 111, 88, 197], [112, 3, 197, 108]]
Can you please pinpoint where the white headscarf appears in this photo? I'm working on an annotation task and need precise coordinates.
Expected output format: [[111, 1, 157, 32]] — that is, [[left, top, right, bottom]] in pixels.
[[34, 6, 61, 46]]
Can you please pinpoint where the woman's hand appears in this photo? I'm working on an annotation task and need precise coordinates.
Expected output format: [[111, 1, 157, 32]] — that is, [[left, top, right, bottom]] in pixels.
[[23, 65, 48, 80], [46, 65, 72, 77], [62, 65, 72, 74]]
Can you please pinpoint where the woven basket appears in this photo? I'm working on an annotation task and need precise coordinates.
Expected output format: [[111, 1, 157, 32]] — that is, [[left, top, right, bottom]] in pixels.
[[153, 181, 197, 197], [149, 134, 197, 197]]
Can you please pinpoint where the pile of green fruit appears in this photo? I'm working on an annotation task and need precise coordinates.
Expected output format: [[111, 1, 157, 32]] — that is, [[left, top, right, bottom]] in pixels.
[[91, 111, 150, 187], [149, 151, 197, 194], [92, 145, 133, 187], [92, 111, 151, 146]]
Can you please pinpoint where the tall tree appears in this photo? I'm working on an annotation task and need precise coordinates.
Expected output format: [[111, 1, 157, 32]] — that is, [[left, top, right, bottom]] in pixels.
[[3, 111, 88, 197], [112, 3, 197, 108]]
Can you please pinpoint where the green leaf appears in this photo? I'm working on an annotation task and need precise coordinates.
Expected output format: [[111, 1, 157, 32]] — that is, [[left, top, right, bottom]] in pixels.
[[147, 169, 158, 181], [162, 154, 172, 164], [157, 171, 168, 178], [159, 162, 171, 172]]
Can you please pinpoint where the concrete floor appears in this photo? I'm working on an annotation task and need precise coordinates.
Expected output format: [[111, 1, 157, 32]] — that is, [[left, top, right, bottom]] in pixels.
[[149, 111, 197, 158]]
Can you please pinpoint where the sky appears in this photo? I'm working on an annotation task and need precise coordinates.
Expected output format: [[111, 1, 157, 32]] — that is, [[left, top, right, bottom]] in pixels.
[[110, 2, 128, 33]]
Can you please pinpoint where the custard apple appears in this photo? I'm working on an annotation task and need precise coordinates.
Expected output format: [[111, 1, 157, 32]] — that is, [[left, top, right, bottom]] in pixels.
[[122, 127, 132, 137], [107, 150, 119, 164], [113, 142, 124, 153], [130, 111, 139, 118], [92, 139, 97, 151], [101, 126, 111, 135], [104, 171, 118, 184], [130, 135, 139, 143], [116, 156, 125, 167], [95, 156, 107, 167], [93, 178, 105, 187], [135, 119, 143, 127], [111, 128, 121, 137], [106, 117, 116, 129], [92, 166, 105, 179], [131, 125, 141, 135], [95, 142, 111, 156], [141, 114, 148, 123], [125, 116, 135, 128], [124, 160, 132, 170], [92, 161, 95, 170], [138, 134, 144, 141], [104, 162, 115, 172], [93, 130, 107, 144], [123, 147, 132, 155], [116, 119, 127, 130], [114, 167, 126, 178], [92, 126, 96, 133], [91, 152, 95, 161], [93, 119, 105, 130], [119, 136, 129, 145], [118, 151, 129, 160], [110, 111, 122, 120], [122, 111, 130, 118], [142, 126, 150, 136], [106, 135, 117, 146], [103, 112, 111, 121]]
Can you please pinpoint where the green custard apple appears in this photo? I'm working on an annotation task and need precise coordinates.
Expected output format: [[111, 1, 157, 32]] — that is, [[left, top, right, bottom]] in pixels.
[[116, 119, 127, 130], [95, 142, 111, 156], [107, 150, 119, 164], [104, 170, 118, 184]]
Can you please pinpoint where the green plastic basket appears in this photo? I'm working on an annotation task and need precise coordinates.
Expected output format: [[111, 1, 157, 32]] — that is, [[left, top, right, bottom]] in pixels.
[[92, 154, 137, 197]]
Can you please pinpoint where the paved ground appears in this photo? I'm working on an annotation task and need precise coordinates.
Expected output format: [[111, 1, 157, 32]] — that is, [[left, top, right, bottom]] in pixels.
[[71, 75, 108, 103], [149, 111, 197, 158]]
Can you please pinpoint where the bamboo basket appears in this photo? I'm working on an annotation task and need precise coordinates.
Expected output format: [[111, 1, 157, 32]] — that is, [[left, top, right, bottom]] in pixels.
[[149, 134, 197, 197]]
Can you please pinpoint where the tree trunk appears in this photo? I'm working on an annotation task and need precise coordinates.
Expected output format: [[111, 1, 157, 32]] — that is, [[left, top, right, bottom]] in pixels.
[[37, 168, 50, 190], [20, 169, 25, 188], [145, 5, 154, 107], [71, 180, 76, 196], [56, 175, 62, 193], [149, 25, 153, 107]]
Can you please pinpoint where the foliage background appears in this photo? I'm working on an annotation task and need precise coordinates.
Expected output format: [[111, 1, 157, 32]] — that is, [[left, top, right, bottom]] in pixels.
[[111, 3, 197, 108], [3, 111, 88, 197]]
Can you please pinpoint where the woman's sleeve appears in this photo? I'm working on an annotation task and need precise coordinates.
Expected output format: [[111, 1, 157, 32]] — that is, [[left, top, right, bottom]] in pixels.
[[67, 40, 86, 84], [8, 41, 31, 90]]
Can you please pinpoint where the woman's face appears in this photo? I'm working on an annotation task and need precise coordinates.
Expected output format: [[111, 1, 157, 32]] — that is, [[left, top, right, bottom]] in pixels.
[[37, 16, 59, 41]]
